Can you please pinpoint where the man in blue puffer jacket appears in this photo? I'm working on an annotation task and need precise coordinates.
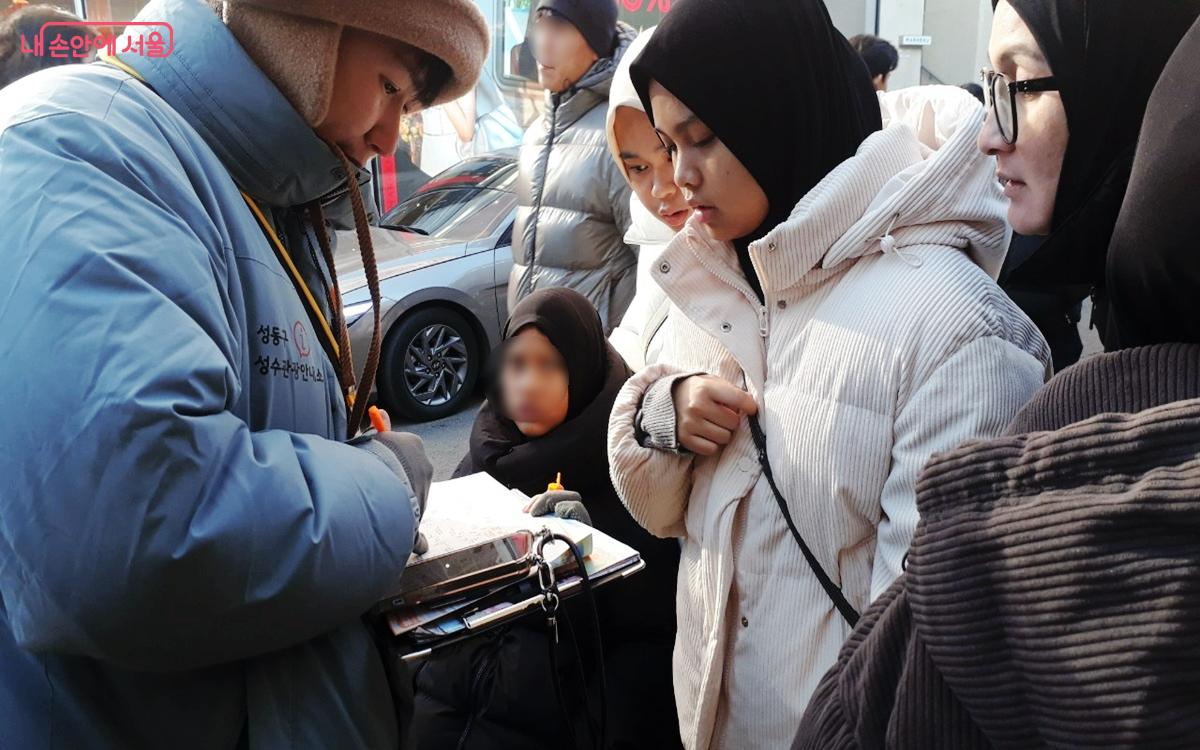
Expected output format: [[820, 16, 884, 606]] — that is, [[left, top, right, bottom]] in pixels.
[[0, 0, 487, 746]]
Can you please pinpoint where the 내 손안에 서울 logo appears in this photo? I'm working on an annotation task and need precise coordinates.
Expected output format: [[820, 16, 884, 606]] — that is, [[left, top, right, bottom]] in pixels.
[[19, 21, 174, 60]]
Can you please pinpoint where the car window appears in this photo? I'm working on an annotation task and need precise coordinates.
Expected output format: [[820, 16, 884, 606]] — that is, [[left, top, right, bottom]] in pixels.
[[384, 188, 517, 243]]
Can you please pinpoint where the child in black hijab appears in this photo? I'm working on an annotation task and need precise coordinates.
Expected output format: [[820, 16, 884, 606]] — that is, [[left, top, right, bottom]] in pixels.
[[413, 288, 682, 750]]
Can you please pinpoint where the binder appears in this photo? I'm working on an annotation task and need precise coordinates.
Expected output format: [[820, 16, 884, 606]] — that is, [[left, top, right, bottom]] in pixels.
[[383, 473, 645, 659]]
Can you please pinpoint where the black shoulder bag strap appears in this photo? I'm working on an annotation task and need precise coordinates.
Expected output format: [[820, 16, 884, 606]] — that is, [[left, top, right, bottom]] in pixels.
[[747, 414, 860, 627]]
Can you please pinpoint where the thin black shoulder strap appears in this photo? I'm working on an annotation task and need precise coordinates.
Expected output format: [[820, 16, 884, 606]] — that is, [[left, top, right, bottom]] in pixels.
[[747, 414, 860, 627]]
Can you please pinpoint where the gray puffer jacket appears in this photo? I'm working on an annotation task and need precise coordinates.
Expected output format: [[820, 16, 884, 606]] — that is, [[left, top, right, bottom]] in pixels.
[[509, 24, 636, 331]]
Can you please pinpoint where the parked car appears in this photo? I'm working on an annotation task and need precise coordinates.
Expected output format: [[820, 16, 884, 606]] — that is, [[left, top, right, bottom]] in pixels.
[[336, 152, 517, 422]]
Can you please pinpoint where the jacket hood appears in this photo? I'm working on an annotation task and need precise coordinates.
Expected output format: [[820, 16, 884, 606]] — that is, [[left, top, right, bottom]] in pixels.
[[662, 85, 1009, 302], [605, 26, 656, 180], [114, 0, 350, 209], [816, 85, 1009, 279], [625, 195, 676, 248]]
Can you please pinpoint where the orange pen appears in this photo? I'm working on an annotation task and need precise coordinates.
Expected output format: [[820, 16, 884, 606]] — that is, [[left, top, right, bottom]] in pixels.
[[368, 405, 388, 434]]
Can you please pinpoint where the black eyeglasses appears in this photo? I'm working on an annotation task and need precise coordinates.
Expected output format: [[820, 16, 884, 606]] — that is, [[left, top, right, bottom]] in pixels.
[[981, 69, 1060, 145]]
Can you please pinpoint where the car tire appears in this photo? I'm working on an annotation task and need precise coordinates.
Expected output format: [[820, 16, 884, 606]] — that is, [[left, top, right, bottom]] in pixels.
[[378, 307, 482, 423]]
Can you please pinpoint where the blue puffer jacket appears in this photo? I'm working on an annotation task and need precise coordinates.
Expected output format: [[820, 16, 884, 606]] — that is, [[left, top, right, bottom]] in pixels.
[[0, 0, 418, 747]]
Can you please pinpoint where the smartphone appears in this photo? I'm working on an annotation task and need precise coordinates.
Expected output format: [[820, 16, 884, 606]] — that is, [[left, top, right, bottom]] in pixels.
[[375, 530, 536, 612]]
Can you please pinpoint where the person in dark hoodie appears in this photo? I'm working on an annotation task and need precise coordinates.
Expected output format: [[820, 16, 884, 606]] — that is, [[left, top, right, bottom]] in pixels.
[[412, 288, 682, 750], [796, 8, 1200, 750]]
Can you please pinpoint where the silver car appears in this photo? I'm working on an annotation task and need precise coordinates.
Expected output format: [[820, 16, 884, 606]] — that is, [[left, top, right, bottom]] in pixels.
[[336, 153, 517, 422]]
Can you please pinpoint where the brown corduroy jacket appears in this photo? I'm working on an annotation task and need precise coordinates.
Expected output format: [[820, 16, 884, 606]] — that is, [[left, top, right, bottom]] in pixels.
[[796, 344, 1200, 749]]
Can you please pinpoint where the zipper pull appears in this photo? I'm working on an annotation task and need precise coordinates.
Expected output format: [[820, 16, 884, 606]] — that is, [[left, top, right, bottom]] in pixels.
[[758, 306, 769, 338]]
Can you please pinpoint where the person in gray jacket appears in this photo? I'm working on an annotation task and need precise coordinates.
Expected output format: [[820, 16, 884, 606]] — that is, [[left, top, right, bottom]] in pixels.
[[509, 0, 636, 331]]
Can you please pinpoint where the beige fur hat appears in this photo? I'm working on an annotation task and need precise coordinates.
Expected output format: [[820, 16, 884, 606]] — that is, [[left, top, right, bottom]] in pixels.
[[217, 0, 489, 126]]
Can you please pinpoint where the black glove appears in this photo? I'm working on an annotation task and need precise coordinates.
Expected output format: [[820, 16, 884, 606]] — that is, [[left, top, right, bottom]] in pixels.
[[527, 490, 592, 526], [358, 431, 433, 554]]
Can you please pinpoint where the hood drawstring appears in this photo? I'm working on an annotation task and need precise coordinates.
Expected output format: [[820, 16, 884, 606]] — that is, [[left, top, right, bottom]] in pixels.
[[309, 149, 384, 439], [875, 213, 923, 268]]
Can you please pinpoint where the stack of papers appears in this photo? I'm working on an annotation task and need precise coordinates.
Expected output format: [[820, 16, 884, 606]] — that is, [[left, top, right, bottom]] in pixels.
[[415, 472, 591, 568], [387, 473, 644, 644]]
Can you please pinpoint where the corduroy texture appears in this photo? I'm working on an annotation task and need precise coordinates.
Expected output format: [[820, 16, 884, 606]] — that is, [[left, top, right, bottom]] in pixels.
[[607, 87, 1050, 750], [1007, 343, 1200, 434], [797, 345, 1200, 750], [219, 0, 488, 125]]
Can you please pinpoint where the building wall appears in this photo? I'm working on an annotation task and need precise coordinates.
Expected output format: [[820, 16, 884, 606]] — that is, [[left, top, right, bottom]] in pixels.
[[827, 0, 992, 92]]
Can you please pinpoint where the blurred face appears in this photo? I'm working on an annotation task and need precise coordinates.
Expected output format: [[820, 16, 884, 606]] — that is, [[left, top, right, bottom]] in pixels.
[[649, 80, 769, 243], [315, 29, 434, 169], [979, 0, 1069, 236], [532, 10, 599, 94], [613, 106, 691, 231], [500, 327, 569, 439]]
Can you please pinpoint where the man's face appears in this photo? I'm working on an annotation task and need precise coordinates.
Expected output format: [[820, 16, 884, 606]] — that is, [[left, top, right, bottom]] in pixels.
[[315, 28, 433, 168], [531, 11, 598, 94]]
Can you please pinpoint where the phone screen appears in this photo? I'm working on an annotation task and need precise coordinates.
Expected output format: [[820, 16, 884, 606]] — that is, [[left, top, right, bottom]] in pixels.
[[398, 531, 532, 594]]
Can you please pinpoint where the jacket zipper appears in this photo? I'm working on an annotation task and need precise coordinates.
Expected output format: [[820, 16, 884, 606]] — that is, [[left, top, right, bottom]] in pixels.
[[525, 94, 560, 297]]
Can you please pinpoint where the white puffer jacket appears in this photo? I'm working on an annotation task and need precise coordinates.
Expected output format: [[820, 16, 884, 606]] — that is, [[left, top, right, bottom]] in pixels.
[[608, 197, 674, 369], [607, 87, 1052, 750]]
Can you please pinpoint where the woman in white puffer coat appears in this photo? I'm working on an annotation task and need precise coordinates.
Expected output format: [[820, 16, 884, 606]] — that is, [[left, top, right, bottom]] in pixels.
[[606, 2, 1052, 748]]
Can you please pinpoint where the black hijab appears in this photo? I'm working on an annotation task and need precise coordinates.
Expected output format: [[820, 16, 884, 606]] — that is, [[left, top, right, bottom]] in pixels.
[[998, 0, 1200, 290], [629, 0, 881, 301], [456, 288, 631, 500], [1103, 17, 1200, 350]]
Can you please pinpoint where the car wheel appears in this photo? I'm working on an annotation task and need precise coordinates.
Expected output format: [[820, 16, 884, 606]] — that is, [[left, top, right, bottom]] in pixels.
[[378, 307, 481, 422]]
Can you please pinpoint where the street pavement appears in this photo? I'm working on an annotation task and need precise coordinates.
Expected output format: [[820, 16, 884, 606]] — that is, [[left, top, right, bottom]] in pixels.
[[396, 395, 483, 481]]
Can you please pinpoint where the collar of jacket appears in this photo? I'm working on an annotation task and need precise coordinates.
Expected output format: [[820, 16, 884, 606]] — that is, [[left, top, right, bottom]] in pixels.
[[114, 0, 348, 209]]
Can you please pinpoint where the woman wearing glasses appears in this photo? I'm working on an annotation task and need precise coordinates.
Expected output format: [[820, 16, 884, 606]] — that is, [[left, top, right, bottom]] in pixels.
[[795, 2, 1200, 747], [980, 0, 1199, 353]]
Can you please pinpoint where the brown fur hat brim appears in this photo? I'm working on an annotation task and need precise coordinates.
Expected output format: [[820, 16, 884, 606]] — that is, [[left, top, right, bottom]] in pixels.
[[222, 0, 489, 126]]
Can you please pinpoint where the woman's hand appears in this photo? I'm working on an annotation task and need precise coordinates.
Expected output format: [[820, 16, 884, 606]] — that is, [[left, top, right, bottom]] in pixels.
[[672, 375, 758, 456]]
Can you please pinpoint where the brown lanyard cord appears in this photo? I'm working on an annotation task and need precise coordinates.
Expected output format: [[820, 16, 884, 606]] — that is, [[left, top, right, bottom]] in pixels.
[[324, 149, 384, 439]]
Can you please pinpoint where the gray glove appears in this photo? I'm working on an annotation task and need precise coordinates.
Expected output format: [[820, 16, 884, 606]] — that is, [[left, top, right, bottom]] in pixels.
[[358, 432, 433, 554], [527, 490, 592, 526]]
